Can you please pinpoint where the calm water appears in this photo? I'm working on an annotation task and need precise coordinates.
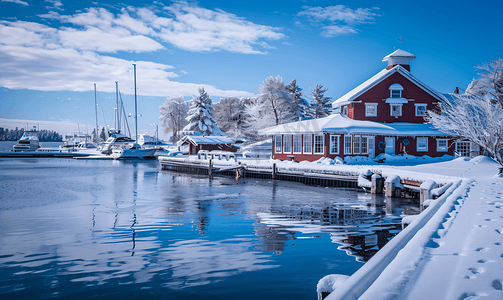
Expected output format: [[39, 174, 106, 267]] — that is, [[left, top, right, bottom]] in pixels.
[[0, 155, 418, 299]]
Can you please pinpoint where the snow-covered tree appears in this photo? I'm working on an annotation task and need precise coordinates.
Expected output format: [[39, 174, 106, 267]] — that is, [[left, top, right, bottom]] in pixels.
[[309, 84, 332, 118], [241, 96, 276, 141], [256, 75, 295, 125], [427, 93, 503, 166], [159, 96, 188, 142], [213, 97, 247, 139], [465, 58, 503, 108], [285, 79, 311, 120], [183, 88, 219, 136]]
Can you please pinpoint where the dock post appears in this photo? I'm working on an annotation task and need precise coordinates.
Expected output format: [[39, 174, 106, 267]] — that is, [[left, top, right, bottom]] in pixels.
[[209, 159, 213, 179], [371, 174, 384, 194], [385, 181, 395, 197], [272, 163, 276, 180], [420, 180, 436, 207]]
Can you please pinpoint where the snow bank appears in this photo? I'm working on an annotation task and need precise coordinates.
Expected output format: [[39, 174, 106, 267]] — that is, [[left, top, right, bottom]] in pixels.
[[356, 179, 469, 300], [325, 179, 464, 300], [317, 275, 350, 300]]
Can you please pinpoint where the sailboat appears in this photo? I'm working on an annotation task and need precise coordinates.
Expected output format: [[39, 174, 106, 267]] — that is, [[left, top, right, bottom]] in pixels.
[[111, 64, 156, 159]]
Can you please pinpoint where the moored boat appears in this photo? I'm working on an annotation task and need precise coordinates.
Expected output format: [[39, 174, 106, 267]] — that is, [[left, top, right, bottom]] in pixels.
[[12, 127, 40, 152]]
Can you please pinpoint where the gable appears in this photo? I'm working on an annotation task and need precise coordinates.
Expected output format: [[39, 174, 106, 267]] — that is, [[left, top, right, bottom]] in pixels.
[[332, 65, 443, 109]]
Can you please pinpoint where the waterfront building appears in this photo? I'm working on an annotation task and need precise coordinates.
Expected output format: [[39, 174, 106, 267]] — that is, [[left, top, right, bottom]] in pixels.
[[260, 49, 460, 162]]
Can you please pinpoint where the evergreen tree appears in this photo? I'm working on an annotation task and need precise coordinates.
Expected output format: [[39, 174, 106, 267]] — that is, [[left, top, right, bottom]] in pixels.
[[100, 127, 106, 140], [285, 79, 310, 120], [183, 88, 219, 136], [310, 84, 332, 118]]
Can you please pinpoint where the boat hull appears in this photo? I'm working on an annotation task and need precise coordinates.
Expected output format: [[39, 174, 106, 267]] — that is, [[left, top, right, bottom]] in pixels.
[[111, 148, 157, 159]]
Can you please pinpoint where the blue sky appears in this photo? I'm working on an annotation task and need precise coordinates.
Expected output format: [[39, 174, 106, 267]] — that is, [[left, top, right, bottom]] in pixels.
[[0, 0, 502, 139]]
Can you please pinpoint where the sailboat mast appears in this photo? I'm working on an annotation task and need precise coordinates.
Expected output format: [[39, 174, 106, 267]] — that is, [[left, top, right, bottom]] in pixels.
[[94, 83, 98, 141], [133, 64, 138, 142], [115, 81, 120, 132]]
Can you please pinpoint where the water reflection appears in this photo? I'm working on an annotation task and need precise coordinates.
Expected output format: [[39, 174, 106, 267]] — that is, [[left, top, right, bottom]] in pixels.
[[0, 159, 419, 299]]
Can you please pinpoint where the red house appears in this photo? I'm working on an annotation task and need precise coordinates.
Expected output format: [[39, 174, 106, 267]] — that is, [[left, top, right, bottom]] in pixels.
[[260, 49, 457, 162], [178, 135, 237, 155]]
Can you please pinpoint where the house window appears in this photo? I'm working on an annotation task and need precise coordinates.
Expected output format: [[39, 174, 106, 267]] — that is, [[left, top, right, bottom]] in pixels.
[[417, 137, 428, 152], [283, 135, 292, 153], [343, 106, 348, 115], [389, 83, 403, 98], [365, 103, 378, 117], [303, 134, 312, 154], [415, 104, 427, 116], [353, 135, 361, 154], [344, 135, 352, 154], [437, 139, 448, 152], [390, 104, 402, 117], [314, 135, 324, 154], [275, 135, 282, 153], [455, 141, 471, 157], [293, 135, 302, 153], [361, 136, 368, 154], [330, 135, 340, 154]]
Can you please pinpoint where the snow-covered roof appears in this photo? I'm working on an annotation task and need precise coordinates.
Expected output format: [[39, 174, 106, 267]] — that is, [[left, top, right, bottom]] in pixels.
[[385, 123, 454, 137], [332, 65, 444, 109], [178, 135, 234, 146], [259, 114, 454, 137], [382, 49, 416, 61], [259, 113, 398, 135]]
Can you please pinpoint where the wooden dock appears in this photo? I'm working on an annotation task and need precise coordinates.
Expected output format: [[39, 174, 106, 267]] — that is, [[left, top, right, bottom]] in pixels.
[[160, 157, 359, 188]]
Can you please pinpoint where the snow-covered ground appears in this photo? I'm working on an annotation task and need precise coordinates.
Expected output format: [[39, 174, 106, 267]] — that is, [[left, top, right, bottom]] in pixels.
[[320, 156, 503, 300]]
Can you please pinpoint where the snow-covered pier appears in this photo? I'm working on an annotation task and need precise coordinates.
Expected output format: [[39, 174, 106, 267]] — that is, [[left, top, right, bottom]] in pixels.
[[158, 155, 436, 195], [160, 155, 365, 188]]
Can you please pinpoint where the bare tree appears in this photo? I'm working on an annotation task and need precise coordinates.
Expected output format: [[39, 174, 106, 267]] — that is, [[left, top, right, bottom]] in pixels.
[[159, 96, 188, 142], [466, 58, 503, 108], [256, 75, 295, 125], [427, 93, 503, 166]]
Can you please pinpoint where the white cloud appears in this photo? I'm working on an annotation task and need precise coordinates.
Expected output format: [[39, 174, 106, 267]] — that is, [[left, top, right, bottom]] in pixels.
[[0, 2, 271, 98], [45, 0, 63, 11], [2, 0, 28, 6], [297, 5, 380, 37]]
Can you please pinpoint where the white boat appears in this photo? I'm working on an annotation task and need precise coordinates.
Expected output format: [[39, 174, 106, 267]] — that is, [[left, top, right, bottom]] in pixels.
[[12, 127, 41, 151], [60, 132, 98, 150], [100, 129, 135, 155], [110, 64, 158, 160]]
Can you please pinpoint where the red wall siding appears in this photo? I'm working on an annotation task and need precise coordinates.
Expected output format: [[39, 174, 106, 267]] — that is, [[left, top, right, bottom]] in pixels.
[[271, 134, 453, 162], [188, 143, 236, 155], [351, 72, 438, 123]]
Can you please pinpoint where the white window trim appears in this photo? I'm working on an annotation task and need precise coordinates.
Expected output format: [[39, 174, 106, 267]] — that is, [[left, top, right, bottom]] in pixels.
[[344, 135, 352, 155], [436, 139, 448, 152], [293, 135, 302, 154], [365, 103, 378, 117], [417, 137, 428, 152], [361, 136, 368, 154], [303, 134, 312, 154], [415, 103, 428, 116], [283, 135, 292, 153], [330, 134, 340, 155], [353, 135, 361, 155], [314, 134, 324, 155], [390, 104, 403, 117], [275, 135, 282, 153]]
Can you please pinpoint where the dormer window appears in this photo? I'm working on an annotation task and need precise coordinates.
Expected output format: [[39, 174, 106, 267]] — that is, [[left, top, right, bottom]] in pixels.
[[389, 83, 403, 98]]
